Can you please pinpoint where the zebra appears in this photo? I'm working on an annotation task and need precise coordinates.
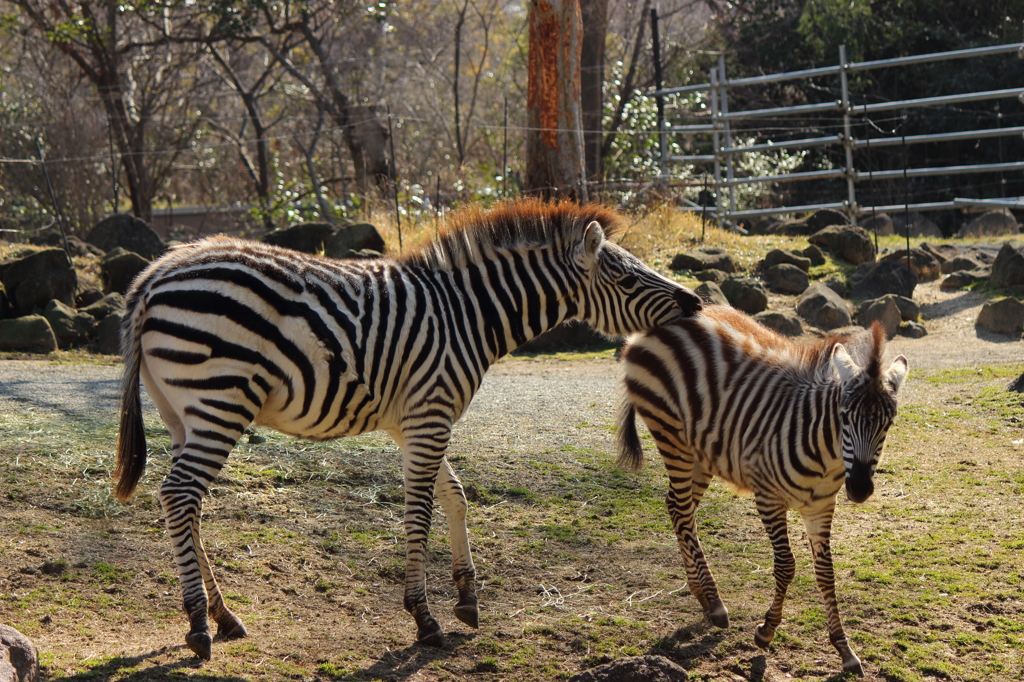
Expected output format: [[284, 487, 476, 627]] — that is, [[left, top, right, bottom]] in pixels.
[[113, 199, 703, 660], [617, 304, 908, 676]]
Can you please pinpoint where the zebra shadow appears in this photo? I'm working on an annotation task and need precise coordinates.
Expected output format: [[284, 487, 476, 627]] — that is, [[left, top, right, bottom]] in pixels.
[[44, 646, 248, 682], [342, 632, 475, 680]]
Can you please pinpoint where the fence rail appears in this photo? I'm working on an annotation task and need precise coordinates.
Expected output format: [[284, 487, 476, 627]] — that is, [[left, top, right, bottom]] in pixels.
[[647, 9, 1024, 228]]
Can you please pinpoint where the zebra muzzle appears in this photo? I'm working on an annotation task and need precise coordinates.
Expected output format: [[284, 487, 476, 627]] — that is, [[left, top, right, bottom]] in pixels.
[[844, 461, 875, 503], [674, 288, 703, 317]]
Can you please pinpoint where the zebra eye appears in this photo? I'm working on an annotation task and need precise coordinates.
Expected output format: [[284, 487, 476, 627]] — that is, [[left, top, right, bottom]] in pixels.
[[619, 275, 639, 289]]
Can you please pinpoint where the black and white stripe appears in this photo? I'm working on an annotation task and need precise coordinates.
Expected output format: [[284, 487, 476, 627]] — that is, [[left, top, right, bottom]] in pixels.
[[617, 305, 907, 676], [114, 199, 702, 659]]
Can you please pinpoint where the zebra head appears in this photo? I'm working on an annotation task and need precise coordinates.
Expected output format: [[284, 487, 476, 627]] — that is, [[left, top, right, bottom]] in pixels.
[[574, 221, 702, 335], [831, 342, 909, 503]]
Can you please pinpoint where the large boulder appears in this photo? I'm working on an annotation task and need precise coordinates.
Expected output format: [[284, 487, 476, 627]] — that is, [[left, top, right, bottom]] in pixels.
[[941, 255, 987, 275], [919, 242, 961, 264], [797, 283, 852, 330], [670, 246, 736, 273], [848, 260, 917, 300], [762, 263, 809, 295], [859, 212, 894, 236], [568, 655, 688, 682], [957, 209, 1019, 238], [0, 316, 58, 353], [891, 212, 943, 238], [761, 248, 811, 272], [753, 310, 804, 337], [86, 214, 164, 260], [42, 299, 97, 349], [802, 244, 826, 266], [694, 281, 729, 307], [1, 248, 77, 317], [100, 249, 151, 295], [808, 225, 876, 265], [0, 624, 39, 682], [514, 321, 614, 353], [763, 208, 851, 237], [941, 269, 990, 291], [988, 243, 1024, 289], [93, 312, 124, 355], [720, 276, 768, 315], [693, 268, 727, 283], [262, 222, 335, 254], [324, 223, 386, 257], [858, 297, 902, 339], [30, 232, 105, 258], [976, 297, 1024, 336], [80, 292, 125, 320], [0, 283, 8, 320], [880, 248, 941, 282]]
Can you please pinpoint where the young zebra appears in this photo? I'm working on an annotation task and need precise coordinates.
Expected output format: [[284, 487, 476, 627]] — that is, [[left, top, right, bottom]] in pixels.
[[114, 199, 702, 660], [618, 305, 908, 676]]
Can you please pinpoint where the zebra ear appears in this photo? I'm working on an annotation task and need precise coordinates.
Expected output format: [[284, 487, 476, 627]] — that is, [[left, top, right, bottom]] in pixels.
[[579, 221, 605, 268], [884, 355, 909, 394], [831, 343, 860, 384]]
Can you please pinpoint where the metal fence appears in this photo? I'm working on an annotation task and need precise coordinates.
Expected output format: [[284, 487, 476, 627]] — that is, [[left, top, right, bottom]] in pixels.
[[648, 10, 1024, 229]]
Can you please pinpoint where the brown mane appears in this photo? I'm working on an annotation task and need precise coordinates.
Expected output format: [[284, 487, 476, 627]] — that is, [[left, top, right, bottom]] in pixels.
[[399, 199, 624, 270]]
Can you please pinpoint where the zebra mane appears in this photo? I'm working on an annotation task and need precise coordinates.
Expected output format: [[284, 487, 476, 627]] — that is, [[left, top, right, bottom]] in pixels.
[[820, 322, 886, 381], [398, 199, 625, 270]]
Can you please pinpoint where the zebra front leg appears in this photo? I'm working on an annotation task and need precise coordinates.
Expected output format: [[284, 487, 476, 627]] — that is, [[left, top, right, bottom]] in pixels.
[[753, 496, 795, 650], [436, 458, 478, 628], [397, 427, 451, 646], [802, 504, 863, 676]]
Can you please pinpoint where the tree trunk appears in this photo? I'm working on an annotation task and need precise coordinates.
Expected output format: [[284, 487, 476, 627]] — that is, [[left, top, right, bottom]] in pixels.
[[345, 104, 392, 192], [525, 0, 587, 203], [580, 0, 607, 189]]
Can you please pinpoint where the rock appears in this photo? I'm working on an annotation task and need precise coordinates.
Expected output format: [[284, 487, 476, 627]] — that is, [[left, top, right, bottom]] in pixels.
[[670, 247, 736, 273], [886, 294, 920, 322], [75, 287, 104, 309], [859, 212, 894, 236], [807, 208, 851, 231], [797, 283, 851, 330], [763, 263, 809, 294], [0, 624, 39, 682], [324, 223, 386, 257], [0, 316, 58, 353], [848, 260, 917, 300], [694, 281, 729, 307], [880, 248, 942, 282], [80, 292, 126, 320], [42, 299, 97, 349], [93, 312, 124, 355], [941, 270, 989, 291], [762, 248, 811, 272], [720, 276, 768, 315], [30, 232, 105, 258], [808, 224, 876, 265], [891, 211, 943, 238], [988, 243, 1024, 289], [753, 310, 804, 336], [1, 248, 78, 317], [338, 248, 383, 260], [975, 297, 1024, 336], [86, 214, 164, 260], [748, 217, 783, 235], [693, 268, 727, 283], [919, 242, 961, 263], [802, 244, 826, 267], [764, 209, 851, 237], [0, 283, 8, 320], [964, 246, 996, 265], [100, 249, 151, 295], [263, 222, 335, 254], [514, 321, 615, 353], [941, 255, 986, 274], [957, 209, 1019, 238], [899, 320, 927, 338], [1007, 372, 1024, 392], [858, 297, 902, 339], [568, 655, 688, 682], [823, 275, 848, 298]]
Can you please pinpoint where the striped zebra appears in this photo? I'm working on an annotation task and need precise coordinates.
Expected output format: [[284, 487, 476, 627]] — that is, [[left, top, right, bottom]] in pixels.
[[114, 199, 702, 660], [617, 305, 908, 676]]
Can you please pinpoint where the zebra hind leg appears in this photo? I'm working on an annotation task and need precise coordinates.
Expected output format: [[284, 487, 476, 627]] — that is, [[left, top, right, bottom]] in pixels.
[[436, 458, 478, 628], [753, 497, 795, 650]]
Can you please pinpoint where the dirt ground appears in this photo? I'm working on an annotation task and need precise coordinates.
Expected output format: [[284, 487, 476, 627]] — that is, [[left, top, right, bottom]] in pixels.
[[0, 279, 1021, 682]]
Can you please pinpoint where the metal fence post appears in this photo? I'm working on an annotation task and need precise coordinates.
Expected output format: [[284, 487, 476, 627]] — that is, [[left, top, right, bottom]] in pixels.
[[718, 55, 736, 220], [710, 67, 723, 228], [650, 8, 668, 186], [839, 44, 857, 219]]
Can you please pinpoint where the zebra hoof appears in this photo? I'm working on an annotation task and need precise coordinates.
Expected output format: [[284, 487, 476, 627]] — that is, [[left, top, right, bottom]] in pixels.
[[454, 603, 479, 629], [216, 616, 248, 640], [416, 623, 445, 648], [842, 656, 864, 677], [185, 631, 213, 661], [708, 606, 730, 629], [753, 624, 775, 649]]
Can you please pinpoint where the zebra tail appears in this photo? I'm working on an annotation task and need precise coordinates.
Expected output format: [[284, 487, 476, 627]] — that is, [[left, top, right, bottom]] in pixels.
[[114, 304, 148, 502], [616, 401, 646, 473]]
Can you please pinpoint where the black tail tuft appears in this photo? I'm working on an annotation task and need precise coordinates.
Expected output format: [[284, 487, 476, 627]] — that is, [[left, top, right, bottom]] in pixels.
[[113, 323, 148, 501], [616, 401, 645, 472]]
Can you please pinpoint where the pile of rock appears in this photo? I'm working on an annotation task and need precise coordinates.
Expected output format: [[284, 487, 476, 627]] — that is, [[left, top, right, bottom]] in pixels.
[[0, 215, 388, 355]]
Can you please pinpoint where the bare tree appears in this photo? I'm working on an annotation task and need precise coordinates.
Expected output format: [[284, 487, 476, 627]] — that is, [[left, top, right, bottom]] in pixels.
[[525, 0, 587, 202]]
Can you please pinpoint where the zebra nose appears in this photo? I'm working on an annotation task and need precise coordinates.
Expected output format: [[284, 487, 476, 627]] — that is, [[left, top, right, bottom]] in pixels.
[[674, 288, 703, 317], [845, 461, 875, 503]]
